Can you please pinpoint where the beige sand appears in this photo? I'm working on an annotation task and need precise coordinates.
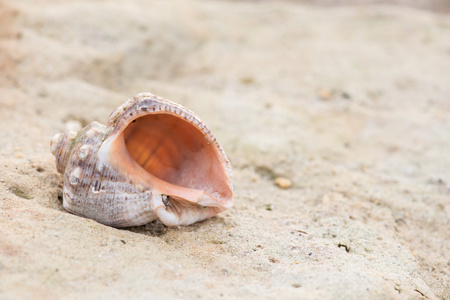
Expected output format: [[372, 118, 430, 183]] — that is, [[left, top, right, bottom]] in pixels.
[[0, 0, 449, 299]]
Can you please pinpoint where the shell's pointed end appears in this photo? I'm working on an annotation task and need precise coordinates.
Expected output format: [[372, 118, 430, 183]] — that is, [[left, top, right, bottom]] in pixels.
[[50, 133, 63, 156], [50, 130, 77, 173]]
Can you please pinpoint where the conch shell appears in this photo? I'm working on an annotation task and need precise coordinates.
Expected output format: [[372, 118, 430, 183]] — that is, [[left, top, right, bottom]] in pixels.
[[50, 92, 233, 227]]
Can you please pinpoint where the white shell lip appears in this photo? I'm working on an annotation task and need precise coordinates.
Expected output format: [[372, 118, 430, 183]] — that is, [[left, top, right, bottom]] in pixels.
[[152, 193, 180, 227]]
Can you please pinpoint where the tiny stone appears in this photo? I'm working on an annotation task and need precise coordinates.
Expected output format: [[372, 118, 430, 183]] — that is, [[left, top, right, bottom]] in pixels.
[[274, 177, 292, 189], [318, 88, 332, 100], [251, 174, 259, 183], [341, 91, 351, 99], [240, 77, 254, 85]]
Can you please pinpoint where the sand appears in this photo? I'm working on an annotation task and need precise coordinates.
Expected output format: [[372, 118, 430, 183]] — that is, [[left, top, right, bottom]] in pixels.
[[0, 0, 449, 299]]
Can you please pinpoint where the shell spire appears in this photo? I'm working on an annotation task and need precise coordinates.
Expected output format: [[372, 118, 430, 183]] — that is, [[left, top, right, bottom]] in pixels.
[[50, 130, 77, 173], [50, 92, 233, 227]]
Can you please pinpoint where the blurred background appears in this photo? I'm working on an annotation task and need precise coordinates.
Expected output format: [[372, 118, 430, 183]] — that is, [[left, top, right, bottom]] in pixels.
[[292, 0, 450, 13]]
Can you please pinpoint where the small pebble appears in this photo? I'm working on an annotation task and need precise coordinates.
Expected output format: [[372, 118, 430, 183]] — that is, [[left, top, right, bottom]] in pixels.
[[318, 88, 332, 100], [250, 174, 259, 183], [240, 77, 254, 85], [274, 177, 292, 189]]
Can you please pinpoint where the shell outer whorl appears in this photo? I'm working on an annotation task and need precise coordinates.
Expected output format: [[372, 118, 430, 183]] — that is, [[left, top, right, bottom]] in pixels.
[[60, 121, 156, 227]]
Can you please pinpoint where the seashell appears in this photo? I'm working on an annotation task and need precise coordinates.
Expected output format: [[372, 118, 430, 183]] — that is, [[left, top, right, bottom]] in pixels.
[[50, 92, 233, 227]]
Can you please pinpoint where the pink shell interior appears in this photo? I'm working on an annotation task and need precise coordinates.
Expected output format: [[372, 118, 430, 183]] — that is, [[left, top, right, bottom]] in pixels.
[[110, 111, 233, 225], [124, 114, 230, 198]]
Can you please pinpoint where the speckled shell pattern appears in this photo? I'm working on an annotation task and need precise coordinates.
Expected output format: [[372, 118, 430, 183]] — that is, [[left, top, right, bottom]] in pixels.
[[53, 92, 233, 227], [60, 121, 156, 227]]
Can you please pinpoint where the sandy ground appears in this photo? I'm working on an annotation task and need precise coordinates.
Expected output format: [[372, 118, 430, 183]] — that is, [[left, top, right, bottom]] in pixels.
[[0, 0, 449, 299]]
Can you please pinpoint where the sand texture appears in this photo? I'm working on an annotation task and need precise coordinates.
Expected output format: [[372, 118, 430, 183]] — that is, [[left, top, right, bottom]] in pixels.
[[0, 0, 449, 299]]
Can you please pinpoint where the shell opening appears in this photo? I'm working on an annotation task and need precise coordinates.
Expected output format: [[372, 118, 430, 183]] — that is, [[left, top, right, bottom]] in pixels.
[[121, 113, 232, 207]]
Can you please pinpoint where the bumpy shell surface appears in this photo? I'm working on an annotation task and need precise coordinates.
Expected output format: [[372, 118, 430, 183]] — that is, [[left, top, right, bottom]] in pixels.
[[50, 92, 233, 227]]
